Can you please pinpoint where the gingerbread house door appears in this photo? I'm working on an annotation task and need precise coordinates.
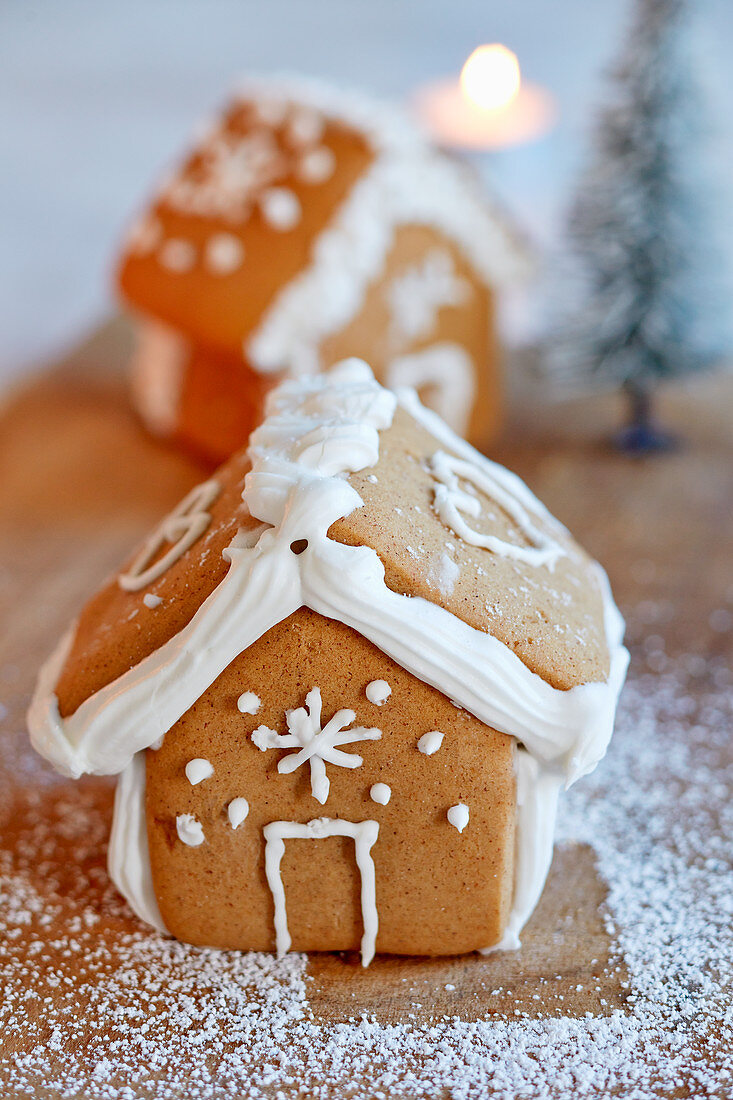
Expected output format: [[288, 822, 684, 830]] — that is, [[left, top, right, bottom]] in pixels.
[[263, 818, 379, 966]]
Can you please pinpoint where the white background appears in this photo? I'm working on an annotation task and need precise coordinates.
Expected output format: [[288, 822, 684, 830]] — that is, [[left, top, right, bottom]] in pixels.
[[1, 0, 731, 390]]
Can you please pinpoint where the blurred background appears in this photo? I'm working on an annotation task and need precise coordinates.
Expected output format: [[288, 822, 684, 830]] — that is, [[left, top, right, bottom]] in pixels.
[[2, 0, 732, 391]]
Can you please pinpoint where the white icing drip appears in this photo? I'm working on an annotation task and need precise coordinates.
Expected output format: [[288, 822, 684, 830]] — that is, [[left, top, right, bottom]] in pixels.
[[118, 479, 220, 592], [386, 344, 475, 437], [158, 238, 196, 273], [237, 691, 261, 715], [184, 758, 214, 786], [107, 753, 167, 933], [176, 814, 205, 847], [250, 687, 381, 805], [481, 749, 561, 953], [227, 797, 250, 829], [429, 451, 564, 569], [297, 146, 335, 184], [205, 232, 244, 274], [447, 803, 469, 833], [260, 187, 301, 231], [369, 782, 391, 805], [365, 680, 391, 706], [130, 322, 186, 437], [263, 818, 379, 966], [28, 361, 628, 956], [417, 730, 444, 756], [143, 593, 162, 609]]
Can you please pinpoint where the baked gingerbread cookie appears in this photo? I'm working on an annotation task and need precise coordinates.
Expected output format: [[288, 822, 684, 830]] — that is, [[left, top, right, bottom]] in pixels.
[[117, 76, 528, 462], [29, 360, 628, 964]]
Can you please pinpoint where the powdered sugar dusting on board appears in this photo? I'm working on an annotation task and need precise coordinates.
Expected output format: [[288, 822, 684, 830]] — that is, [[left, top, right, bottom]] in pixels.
[[1, 643, 731, 1097]]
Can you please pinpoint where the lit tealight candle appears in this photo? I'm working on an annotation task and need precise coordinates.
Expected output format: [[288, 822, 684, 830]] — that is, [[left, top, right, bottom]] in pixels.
[[413, 44, 556, 151]]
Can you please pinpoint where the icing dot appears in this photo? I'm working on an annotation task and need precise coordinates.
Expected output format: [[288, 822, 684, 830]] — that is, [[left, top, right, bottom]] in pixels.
[[206, 233, 244, 275], [366, 680, 391, 706], [143, 593, 162, 609], [227, 797, 250, 829], [418, 730, 444, 756], [176, 814, 205, 847], [158, 238, 196, 273], [127, 215, 161, 254], [237, 691, 261, 715], [369, 783, 392, 806], [185, 758, 214, 786], [252, 97, 289, 126], [447, 803, 469, 833], [298, 146, 336, 184], [260, 187, 301, 231], [287, 108, 324, 146]]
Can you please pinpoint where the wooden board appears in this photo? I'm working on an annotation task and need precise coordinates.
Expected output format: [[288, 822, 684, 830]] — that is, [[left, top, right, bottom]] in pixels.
[[0, 321, 731, 1096]]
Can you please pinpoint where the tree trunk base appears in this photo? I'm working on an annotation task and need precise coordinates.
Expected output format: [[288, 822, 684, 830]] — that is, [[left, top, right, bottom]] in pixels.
[[611, 422, 679, 456]]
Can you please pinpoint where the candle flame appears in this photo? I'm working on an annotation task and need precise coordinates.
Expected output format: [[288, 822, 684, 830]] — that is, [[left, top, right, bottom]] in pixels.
[[460, 44, 521, 112]]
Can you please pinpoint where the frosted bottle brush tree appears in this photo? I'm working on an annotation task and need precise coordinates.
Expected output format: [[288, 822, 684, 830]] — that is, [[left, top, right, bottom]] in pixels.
[[559, 0, 728, 453]]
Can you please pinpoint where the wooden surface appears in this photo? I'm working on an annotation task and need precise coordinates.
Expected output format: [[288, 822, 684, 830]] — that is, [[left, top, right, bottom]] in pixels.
[[0, 323, 731, 1095]]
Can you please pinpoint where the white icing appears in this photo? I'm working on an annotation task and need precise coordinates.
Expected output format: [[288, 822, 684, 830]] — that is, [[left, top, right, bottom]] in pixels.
[[206, 232, 244, 274], [417, 730, 444, 756], [118, 479, 220, 592], [227, 797, 250, 829], [126, 215, 162, 255], [263, 817, 379, 966], [176, 814, 205, 847], [260, 187, 301, 231], [386, 248, 470, 347], [158, 238, 196, 273], [481, 749, 561, 953], [386, 344, 475, 437], [429, 450, 564, 569], [369, 782, 391, 805], [143, 593, 163, 609], [107, 753, 167, 932], [130, 322, 187, 437], [184, 758, 214, 785], [287, 107, 324, 146], [29, 360, 628, 957], [447, 803, 469, 833], [237, 691, 261, 715], [365, 680, 391, 706], [297, 146, 336, 184], [426, 549, 460, 598], [164, 129, 283, 222], [250, 687, 381, 805]]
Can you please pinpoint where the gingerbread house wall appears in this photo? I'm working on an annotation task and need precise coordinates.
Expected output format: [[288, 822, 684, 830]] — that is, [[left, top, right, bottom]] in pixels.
[[145, 607, 516, 957]]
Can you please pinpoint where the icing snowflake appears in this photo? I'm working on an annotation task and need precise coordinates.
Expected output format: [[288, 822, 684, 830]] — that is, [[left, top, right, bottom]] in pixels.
[[386, 249, 471, 347], [251, 687, 381, 804]]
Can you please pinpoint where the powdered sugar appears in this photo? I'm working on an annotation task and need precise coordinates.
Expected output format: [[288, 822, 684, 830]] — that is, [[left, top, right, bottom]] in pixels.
[[2, 642, 731, 1097]]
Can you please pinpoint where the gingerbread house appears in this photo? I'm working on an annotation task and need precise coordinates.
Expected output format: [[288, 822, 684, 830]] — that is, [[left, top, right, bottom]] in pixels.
[[117, 75, 528, 463], [29, 361, 628, 964]]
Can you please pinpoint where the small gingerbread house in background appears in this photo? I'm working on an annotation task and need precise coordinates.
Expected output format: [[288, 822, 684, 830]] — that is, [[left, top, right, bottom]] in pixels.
[[29, 361, 627, 965], [117, 75, 529, 464]]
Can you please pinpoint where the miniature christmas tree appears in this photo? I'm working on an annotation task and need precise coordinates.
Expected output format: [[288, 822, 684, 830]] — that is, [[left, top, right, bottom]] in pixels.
[[558, 0, 728, 453]]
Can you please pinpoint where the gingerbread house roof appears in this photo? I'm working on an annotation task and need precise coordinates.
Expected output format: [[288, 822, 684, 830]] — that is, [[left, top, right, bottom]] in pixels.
[[30, 359, 627, 797], [117, 75, 529, 373]]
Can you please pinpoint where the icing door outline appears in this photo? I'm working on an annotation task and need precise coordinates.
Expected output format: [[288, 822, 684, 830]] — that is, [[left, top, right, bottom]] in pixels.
[[386, 343, 475, 436], [263, 817, 380, 966]]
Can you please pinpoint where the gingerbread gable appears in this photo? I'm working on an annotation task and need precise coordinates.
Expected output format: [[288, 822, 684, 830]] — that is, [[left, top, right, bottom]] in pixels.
[[117, 75, 528, 374]]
